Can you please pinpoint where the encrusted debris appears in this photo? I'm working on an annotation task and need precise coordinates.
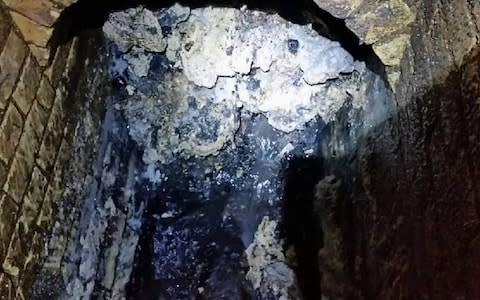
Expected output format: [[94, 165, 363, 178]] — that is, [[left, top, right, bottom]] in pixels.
[[41, 3, 392, 299], [161, 5, 362, 132], [174, 7, 355, 87], [123, 46, 153, 77], [245, 216, 301, 300], [122, 85, 239, 164], [103, 7, 167, 53], [103, 4, 375, 164]]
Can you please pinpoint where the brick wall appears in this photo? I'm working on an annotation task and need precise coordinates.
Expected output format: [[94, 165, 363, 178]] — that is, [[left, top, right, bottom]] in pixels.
[[0, 0, 78, 66], [0, 0, 479, 299], [0, 4, 80, 298]]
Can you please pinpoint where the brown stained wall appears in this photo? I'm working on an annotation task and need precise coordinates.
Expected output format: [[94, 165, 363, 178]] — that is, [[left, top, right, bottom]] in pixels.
[[0, 4, 80, 299], [356, 50, 480, 299], [354, 0, 480, 299]]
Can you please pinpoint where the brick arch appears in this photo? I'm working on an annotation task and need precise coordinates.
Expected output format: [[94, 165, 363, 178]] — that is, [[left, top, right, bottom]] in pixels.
[[0, 0, 76, 66], [1, 0, 413, 70]]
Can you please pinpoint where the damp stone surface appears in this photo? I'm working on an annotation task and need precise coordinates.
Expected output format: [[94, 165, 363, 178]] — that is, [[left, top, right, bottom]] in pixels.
[[37, 3, 391, 300]]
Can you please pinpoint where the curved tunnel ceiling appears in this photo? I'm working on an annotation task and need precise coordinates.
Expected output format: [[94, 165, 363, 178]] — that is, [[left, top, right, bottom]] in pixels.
[[1, 0, 414, 86]]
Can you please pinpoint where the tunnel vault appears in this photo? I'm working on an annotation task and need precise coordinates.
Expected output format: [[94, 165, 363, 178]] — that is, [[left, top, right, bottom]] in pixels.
[[0, 0, 414, 87], [1, 0, 480, 299]]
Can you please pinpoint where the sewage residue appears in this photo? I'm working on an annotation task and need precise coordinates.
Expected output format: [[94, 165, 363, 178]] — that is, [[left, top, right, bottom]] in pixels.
[[87, 3, 390, 299]]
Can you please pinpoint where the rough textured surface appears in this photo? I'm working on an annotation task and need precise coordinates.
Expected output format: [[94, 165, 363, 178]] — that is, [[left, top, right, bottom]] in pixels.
[[1, 0, 415, 70], [31, 34, 146, 300], [313, 0, 414, 68], [103, 7, 167, 53], [245, 216, 299, 300], [2, 0, 61, 27], [1, 0, 480, 299], [314, 176, 352, 299], [317, 0, 480, 299], [0, 6, 82, 299], [105, 5, 379, 167], [365, 0, 479, 297], [38, 4, 393, 300], [104, 4, 390, 300], [166, 7, 355, 88]]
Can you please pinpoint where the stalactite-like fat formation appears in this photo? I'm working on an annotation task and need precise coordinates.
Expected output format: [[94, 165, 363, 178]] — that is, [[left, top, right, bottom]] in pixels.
[[32, 2, 393, 299], [103, 4, 388, 165], [245, 216, 301, 300]]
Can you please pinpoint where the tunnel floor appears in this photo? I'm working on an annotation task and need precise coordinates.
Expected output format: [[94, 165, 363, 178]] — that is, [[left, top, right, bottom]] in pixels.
[[34, 3, 392, 299]]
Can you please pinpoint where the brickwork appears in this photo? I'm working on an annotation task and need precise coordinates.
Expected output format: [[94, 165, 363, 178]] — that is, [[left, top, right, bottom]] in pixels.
[[0, 0, 479, 299], [0, 5, 79, 299], [0, 0, 77, 66]]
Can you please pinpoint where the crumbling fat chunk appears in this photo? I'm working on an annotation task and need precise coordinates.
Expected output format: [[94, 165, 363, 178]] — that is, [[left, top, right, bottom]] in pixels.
[[245, 216, 301, 300], [123, 46, 153, 77], [123, 82, 238, 164], [175, 7, 354, 88], [103, 7, 167, 53], [162, 6, 362, 132], [108, 4, 376, 164]]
